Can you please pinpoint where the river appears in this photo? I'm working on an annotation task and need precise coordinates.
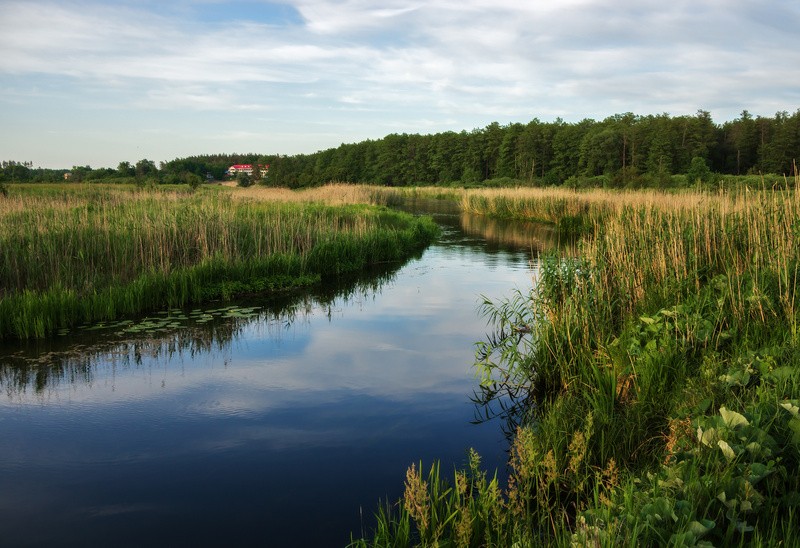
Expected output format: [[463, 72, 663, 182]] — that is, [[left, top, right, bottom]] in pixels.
[[0, 199, 556, 547]]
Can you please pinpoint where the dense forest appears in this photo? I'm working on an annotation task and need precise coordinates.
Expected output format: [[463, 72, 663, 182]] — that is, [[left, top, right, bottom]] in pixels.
[[4, 110, 799, 189]]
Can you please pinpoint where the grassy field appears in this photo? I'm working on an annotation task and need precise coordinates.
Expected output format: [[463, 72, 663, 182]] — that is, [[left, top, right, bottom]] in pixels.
[[0, 183, 437, 339], [353, 181, 800, 546]]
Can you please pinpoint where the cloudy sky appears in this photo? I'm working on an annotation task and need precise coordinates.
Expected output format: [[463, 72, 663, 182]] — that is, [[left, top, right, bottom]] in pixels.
[[1, 0, 799, 169]]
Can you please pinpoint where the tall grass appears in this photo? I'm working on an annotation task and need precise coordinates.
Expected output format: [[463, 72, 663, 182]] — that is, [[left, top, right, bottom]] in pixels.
[[0, 184, 438, 338], [354, 180, 800, 546]]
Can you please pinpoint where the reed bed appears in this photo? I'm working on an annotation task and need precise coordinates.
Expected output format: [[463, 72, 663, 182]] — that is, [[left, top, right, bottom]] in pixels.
[[0, 184, 437, 338], [233, 183, 397, 205], [354, 182, 800, 546]]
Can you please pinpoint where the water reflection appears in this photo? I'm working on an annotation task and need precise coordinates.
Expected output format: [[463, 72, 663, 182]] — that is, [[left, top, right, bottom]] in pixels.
[[398, 196, 569, 255], [400, 199, 572, 439], [0, 202, 547, 547], [0, 263, 405, 399], [460, 212, 561, 253]]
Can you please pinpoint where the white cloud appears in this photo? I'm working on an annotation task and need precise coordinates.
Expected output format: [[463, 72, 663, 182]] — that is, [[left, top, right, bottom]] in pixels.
[[1, 0, 799, 167]]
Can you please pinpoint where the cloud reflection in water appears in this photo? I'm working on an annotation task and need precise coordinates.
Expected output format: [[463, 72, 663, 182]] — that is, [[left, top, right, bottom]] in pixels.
[[0, 208, 543, 546]]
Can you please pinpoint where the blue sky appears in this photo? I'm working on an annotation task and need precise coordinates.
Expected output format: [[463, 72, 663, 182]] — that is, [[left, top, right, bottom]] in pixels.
[[1, 0, 799, 169]]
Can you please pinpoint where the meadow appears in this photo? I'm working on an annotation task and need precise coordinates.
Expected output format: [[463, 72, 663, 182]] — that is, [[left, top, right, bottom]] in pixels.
[[352, 180, 800, 546], [0, 183, 437, 339]]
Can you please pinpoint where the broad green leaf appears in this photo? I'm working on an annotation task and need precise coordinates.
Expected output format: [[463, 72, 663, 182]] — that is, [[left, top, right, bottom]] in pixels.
[[720, 370, 750, 387], [748, 462, 771, 483], [698, 426, 718, 447], [789, 417, 800, 445], [720, 406, 749, 428], [766, 367, 798, 382], [687, 519, 714, 538], [745, 442, 766, 459], [717, 492, 739, 509], [696, 398, 712, 413], [718, 439, 736, 461], [780, 401, 800, 418]]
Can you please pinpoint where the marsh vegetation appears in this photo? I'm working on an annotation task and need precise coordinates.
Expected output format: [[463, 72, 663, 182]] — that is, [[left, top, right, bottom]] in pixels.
[[353, 180, 800, 546], [0, 196, 536, 546], [3, 178, 799, 545], [0, 184, 437, 338]]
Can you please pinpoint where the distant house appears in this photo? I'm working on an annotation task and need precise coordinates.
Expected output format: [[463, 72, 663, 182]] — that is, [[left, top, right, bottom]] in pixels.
[[227, 164, 269, 178], [63, 172, 72, 180], [227, 164, 253, 176]]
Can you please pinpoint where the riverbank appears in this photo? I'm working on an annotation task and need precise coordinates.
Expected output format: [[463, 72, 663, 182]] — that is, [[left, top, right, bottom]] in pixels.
[[353, 183, 800, 546], [0, 184, 438, 339]]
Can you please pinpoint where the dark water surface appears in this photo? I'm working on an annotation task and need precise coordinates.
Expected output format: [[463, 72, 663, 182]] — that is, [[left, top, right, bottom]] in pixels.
[[0, 200, 554, 547]]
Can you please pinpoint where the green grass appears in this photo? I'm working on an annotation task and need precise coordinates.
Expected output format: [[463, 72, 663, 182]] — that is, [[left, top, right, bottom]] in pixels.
[[0, 184, 438, 338], [353, 183, 800, 546]]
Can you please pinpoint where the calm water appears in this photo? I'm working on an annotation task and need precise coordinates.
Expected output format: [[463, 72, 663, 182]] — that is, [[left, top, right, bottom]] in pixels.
[[0, 200, 554, 547]]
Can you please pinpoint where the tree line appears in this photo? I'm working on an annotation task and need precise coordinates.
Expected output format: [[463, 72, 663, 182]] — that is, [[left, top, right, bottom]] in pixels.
[[4, 110, 799, 189], [169, 110, 799, 188]]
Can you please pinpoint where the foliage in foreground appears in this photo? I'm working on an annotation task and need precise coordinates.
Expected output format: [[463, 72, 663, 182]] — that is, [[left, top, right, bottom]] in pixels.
[[353, 184, 800, 546], [0, 184, 438, 339]]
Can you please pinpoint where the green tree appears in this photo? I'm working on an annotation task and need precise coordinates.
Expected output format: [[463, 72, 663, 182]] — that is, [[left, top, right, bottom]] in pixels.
[[674, 110, 717, 172], [550, 119, 591, 183], [377, 133, 412, 185], [756, 111, 800, 175], [720, 110, 758, 174], [2, 160, 32, 183], [404, 133, 433, 184], [481, 121, 505, 180], [429, 131, 465, 183], [266, 154, 284, 187], [135, 159, 158, 179], [496, 123, 524, 179], [463, 128, 485, 183], [180, 172, 203, 190], [579, 125, 621, 178], [69, 165, 92, 183], [686, 156, 712, 185], [251, 162, 263, 182], [117, 161, 135, 177], [517, 119, 555, 184], [236, 171, 252, 187], [643, 114, 676, 186]]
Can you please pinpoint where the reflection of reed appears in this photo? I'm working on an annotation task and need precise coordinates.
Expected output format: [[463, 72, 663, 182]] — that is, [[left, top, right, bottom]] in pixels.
[[1, 311, 257, 400], [459, 212, 565, 253], [397, 196, 462, 216], [0, 263, 403, 398]]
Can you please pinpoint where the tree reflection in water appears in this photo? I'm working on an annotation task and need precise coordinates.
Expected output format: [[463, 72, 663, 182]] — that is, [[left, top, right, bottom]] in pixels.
[[0, 261, 406, 399]]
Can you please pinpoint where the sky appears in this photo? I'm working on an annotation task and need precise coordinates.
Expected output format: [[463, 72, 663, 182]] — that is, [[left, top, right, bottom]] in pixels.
[[1, 0, 799, 169]]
